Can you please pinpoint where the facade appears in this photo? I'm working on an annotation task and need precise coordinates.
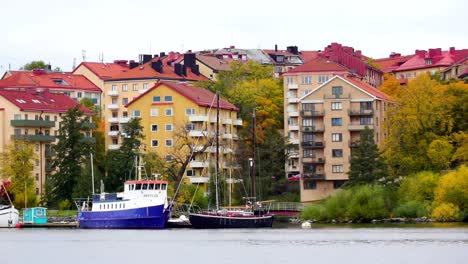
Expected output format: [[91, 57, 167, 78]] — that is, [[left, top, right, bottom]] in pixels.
[[125, 81, 242, 185], [263, 45, 304, 77], [0, 89, 93, 197], [295, 75, 392, 202], [181, 55, 232, 81], [0, 70, 102, 105], [442, 57, 468, 81]]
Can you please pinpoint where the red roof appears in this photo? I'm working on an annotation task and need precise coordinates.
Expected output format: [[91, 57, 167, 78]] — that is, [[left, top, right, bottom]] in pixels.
[[285, 56, 349, 74], [0, 70, 101, 92], [299, 51, 319, 63], [111, 54, 209, 82], [340, 76, 392, 101], [72, 62, 128, 80], [0, 89, 92, 113], [126, 81, 239, 111], [374, 54, 414, 73]]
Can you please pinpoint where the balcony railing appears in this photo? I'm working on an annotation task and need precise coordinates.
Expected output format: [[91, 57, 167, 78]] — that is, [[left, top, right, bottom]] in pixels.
[[233, 119, 243, 126], [287, 97, 299, 104], [301, 141, 325, 148], [287, 83, 299, 89], [189, 161, 210, 168], [222, 133, 233, 139], [222, 118, 232, 125], [288, 111, 299, 117], [108, 117, 119, 123], [108, 144, 120, 150], [107, 104, 119, 110], [189, 130, 208, 137], [323, 93, 351, 99], [348, 109, 374, 116], [11, 120, 55, 127], [300, 110, 324, 117], [80, 137, 96, 144], [119, 117, 130, 123], [189, 115, 209, 122], [302, 157, 326, 164], [301, 126, 324, 132], [302, 173, 326, 180], [81, 122, 97, 129], [348, 123, 374, 131], [187, 176, 209, 184], [108, 90, 119, 96], [108, 131, 120, 137], [12, 134, 55, 142]]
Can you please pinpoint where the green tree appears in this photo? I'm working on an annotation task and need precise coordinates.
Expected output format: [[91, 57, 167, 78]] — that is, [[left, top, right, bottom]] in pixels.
[[0, 141, 37, 207], [21, 61, 47, 70], [348, 127, 387, 186], [47, 106, 94, 204], [398, 171, 440, 204]]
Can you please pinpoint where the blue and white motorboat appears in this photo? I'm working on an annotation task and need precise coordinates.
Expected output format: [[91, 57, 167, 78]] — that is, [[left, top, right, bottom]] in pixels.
[[77, 180, 171, 229]]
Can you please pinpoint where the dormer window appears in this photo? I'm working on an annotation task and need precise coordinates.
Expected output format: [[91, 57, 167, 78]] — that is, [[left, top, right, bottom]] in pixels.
[[32, 99, 41, 104], [276, 55, 284, 62], [52, 79, 68, 85], [15, 99, 26, 103], [425, 58, 432, 65]]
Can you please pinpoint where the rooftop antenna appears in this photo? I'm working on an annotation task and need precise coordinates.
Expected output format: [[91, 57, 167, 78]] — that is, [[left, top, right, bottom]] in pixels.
[[82, 50, 87, 62], [72, 58, 77, 69]]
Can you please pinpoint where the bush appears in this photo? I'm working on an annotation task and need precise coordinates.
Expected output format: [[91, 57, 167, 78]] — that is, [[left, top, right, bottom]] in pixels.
[[301, 204, 327, 221], [58, 199, 72, 210], [393, 200, 428, 218], [398, 171, 440, 203], [346, 185, 389, 221], [431, 203, 460, 222], [434, 165, 468, 212], [322, 189, 351, 221]]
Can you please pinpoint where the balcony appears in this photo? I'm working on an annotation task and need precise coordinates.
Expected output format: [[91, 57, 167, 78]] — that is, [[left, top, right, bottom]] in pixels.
[[287, 97, 299, 104], [12, 134, 55, 142], [189, 161, 210, 168], [108, 144, 120, 150], [301, 126, 324, 133], [108, 131, 120, 137], [348, 123, 374, 131], [348, 109, 374, 116], [302, 173, 326, 180], [288, 111, 299, 117], [288, 152, 300, 159], [189, 115, 209, 122], [302, 157, 325, 164], [324, 93, 351, 99], [222, 118, 232, 125], [81, 122, 97, 129], [119, 117, 130, 123], [287, 83, 299, 89], [108, 90, 119, 96], [232, 134, 239, 140], [288, 125, 299, 131], [108, 117, 119, 123], [289, 138, 299, 145], [107, 104, 119, 110], [222, 133, 233, 139], [300, 110, 324, 117], [11, 120, 55, 127], [301, 141, 325, 148], [189, 130, 208, 137], [210, 117, 217, 123], [286, 165, 299, 172], [80, 137, 96, 144], [187, 176, 209, 184], [233, 119, 243, 126]]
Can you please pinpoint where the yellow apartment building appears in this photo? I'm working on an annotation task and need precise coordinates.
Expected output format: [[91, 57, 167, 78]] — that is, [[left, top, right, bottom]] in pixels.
[[125, 81, 242, 185], [295, 75, 392, 202], [0, 89, 94, 197]]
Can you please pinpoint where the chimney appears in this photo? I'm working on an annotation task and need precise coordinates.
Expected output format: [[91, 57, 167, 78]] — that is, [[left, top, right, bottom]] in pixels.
[[113, 60, 128, 67], [275, 44, 278, 52], [184, 52, 196, 68], [151, 60, 163, 73], [191, 64, 200, 75], [287, 46, 299, 55], [449, 47, 455, 55], [389, 52, 401, 58], [160, 52, 166, 57], [415, 50, 427, 58], [229, 45, 235, 49], [32, 69, 47, 75], [174, 63, 183, 76], [182, 65, 187, 76], [139, 54, 152, 64], [129, 61, 139, 69]]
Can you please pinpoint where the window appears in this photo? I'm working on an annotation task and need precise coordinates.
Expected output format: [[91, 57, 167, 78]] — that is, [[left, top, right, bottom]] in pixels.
[[153, 96, 161, 103], [131, 110, 141, 117], [425, 58, 432, 65], [186, 170, 194, 176], [112, 85, 118, 91], [122, 84, 128, 92], [150, 109, 158, 116], [165, 139, 173, 147], [77, 92, 82, 98], [185, 123, 195, 131], [331, 102, 342, 110], [332, 149, 343, 157], [132, 84, 138, 91], [300, 90, 311, 97], [143, 83, 149, 90], [14, 114, 22, 120], [331, 118, 342, 126], [360, 102, 372, 111], [122, 98, 128, 105], [111, 98, 118, 104], [35, 144, 40, 151], [165, 124, 173, 131], [301, 76, 312, 84], [332, 133, 342, 142], [302, 118, 314, 126], [151, 124, 158, 132], [360, 117, 373, 125], [302, 103, 315, 111], [164, 96, 173, 102], [185, 108, 195, 116], [332, 165, 344, 173], [275, 66, 282, 73], [165, 108, 173, 116], [122, 112, 128, 118], [303, 180, 317, 190], [318, 75, 329, 83], [334, 180, 346, 189], [151, 140, 158, 147], [14, 128, 21, 135], [286, 76, 294, 84], [35, 159, 40, 166], [332, 86, 343, 96], [303, 149, 315, 158]]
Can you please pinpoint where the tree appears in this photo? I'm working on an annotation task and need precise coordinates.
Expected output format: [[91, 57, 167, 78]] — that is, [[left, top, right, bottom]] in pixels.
[[47, 106, 94, 205], [348, 127, 387, 186], [433, 165, 468, 219], [379, 73, 403, 99], [398, 171, 440, 204], [21, 61, 47, 70], [0, 141, 37, 207]]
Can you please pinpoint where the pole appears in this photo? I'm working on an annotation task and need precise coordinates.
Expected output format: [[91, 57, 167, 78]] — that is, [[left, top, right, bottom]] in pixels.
[[252, 108, 256, 198], [90, 152, 95, 195], [215, 92, 220, 211]]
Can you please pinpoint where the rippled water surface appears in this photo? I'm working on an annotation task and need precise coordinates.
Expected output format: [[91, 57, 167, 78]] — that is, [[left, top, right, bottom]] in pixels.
[[2, 224, 468, 264]]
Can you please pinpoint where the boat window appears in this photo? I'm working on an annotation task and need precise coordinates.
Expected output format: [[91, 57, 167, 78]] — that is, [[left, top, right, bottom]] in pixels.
[[155, 184, 161, 190], [123, 203, 125, 209], [129, 184, 134, 191], [149, 183, 154, 190], [142, 183, 148, 190], [161, 184, 167, 190], [135, 184, 142, 190]]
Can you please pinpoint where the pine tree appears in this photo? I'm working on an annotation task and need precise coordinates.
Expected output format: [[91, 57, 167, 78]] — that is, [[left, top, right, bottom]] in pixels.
[[348, 127, 386, 186]]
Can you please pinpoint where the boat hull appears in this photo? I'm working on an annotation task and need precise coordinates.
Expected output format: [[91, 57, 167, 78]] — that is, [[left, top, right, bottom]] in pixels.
[[78, 204, 169, 229], [189, 213, 273, 229], [0, 206, 19, 228]]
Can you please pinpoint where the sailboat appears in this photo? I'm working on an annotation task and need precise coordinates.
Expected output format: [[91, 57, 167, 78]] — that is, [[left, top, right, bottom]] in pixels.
[[188, 94, 273, 228], [0, 181, 19, 228]]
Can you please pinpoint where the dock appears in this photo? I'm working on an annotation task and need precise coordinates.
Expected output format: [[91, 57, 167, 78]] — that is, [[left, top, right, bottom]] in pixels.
[[19, 222, 77, 228]]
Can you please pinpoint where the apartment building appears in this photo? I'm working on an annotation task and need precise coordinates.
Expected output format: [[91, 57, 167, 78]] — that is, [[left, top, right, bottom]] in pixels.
[[263, 45, 304, 77], [375, 47, 468, 83], [0, 69, 102, 105], [0, 89, 93, 196], [294, 75, 391, 202], [125, 81, 242, 185]]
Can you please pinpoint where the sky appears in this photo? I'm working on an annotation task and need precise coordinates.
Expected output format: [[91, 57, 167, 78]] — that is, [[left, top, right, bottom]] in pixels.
[[1, 0, 467, 74]]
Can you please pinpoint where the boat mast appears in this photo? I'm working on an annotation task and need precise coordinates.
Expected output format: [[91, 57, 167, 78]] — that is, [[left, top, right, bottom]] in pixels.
[[251, 108, 256, 198], [215, 92, 220, 211]]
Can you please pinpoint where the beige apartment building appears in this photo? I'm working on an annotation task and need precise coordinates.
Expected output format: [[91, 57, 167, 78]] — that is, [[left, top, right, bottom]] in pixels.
[[291, 75, 391, 202], [0, 89, 93, 197]]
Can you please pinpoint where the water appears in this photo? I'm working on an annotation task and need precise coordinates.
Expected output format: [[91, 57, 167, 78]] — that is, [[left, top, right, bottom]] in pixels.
[[2, 224, 468, 264]]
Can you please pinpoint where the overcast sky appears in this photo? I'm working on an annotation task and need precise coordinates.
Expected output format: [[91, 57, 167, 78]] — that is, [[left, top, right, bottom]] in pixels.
[[1, 0, 466, 74]]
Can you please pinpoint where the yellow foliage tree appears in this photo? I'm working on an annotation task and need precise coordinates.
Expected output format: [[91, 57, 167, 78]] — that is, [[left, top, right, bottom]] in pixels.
[[431, 203, 460, 222], [433, 165, 468, 213]]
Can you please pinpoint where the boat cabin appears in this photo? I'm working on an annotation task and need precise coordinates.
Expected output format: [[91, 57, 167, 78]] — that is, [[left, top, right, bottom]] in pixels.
[[23, 207, 48, 224], [124, 180, 168, 192]]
